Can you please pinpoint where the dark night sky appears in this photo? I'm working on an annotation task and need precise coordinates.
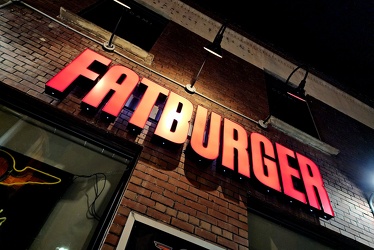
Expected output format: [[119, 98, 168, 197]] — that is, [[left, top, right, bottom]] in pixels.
[[182, 0, 374, 107]]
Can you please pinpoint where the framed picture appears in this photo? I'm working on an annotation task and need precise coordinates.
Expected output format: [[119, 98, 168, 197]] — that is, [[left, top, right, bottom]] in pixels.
[[117, 211, 226, 250]]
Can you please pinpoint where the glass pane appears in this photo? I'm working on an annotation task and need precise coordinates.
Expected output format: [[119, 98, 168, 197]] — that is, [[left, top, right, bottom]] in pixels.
[[0, 105, 132, 250], [79, 0, 168, 51], [248, 211, 333, 250], [265, 72, 320, 139]]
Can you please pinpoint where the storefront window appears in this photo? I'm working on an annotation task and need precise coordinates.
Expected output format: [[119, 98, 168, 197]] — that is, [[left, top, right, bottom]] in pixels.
[[0, 104, 138, 249], [248, 211, 333, 250]]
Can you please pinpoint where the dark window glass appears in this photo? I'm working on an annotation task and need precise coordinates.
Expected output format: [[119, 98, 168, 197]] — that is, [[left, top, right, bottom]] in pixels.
[[80, 0, 169, 51], [265, 72, 320, 139], [0, 81, 141, 250], [248, 211, 333, 250]]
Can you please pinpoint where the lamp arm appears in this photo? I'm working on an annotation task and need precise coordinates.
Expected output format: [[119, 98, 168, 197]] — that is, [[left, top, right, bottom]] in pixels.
[[212, 21, 228, 44], [285, 65, 309, 92], [190, 55, 208, 88], [369, 193, 374, 215]]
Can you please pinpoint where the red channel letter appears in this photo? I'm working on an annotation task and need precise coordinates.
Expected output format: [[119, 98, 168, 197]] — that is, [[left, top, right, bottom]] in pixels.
[[297, 153, 334, 217], [129, 78, 169, 129], [154, 92, 193, 144], [276, 143, 306, 203], [81, 65, 140, 118], [45, 49, 111, 96], [190, 105, 221, 160], [251, 133, 281, 192], [221, 118, 250, 177]]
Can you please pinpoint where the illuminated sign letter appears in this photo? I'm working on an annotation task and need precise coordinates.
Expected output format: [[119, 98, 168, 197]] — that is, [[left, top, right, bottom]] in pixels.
[[81, 65, 140, 119], [221, 119, 250, 177], [44, 48, 335, 219], [129, 78, 169, 129], [154, 92, 193, 144], [190, 106, 221, 160], [297, 153, 335, 217], [251, 133, 281, 192], [45, 49, 111, 97], [276, 143, 306, 203]]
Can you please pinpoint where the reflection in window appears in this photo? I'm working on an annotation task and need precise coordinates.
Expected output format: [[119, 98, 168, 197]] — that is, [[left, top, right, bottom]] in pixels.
[[248, 211, 332, 250], [0, 105, 135, 250]]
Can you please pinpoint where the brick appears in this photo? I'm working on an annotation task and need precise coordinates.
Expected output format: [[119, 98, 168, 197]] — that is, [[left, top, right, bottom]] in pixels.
[[101, 244, 115, 250], [217, 220, 239, 235], [104, 233, 119, 247], [195, 227, 217, 243], [208, 207, 228, 222], [234, 233, 248, 247], [109, 223, 124, 236], [222, 229, 233, 240], [138, 194, 156, 207], [171, 217, 194, 234], [151, 192, 174, 207], [124, 199, 147, 214], [174, 202, 197, 216], [147, 207, 171, 224], [217, 235, 238, 250], [164, 189, 184, 203], [177, 188, 198, 202]]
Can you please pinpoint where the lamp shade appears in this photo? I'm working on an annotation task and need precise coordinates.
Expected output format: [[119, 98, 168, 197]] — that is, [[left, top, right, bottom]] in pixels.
[[204, 42, 222, 58], [203, 21, 227, 58]]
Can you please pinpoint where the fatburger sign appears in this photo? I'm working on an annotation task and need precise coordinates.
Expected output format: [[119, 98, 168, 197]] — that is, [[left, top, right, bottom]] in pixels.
[[45, 49, 334, 219]]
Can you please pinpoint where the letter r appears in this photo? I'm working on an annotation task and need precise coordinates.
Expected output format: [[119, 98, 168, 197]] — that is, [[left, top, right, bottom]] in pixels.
[[221, 119, 250, 177]]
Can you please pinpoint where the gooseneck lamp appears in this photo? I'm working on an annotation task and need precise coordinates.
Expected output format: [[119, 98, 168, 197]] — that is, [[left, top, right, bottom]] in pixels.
[[258, 65, 309, 128], [203, 22, 227, 58], [285, 64, 309, 101], [185, 22, 228, 94], [103, 0, 131, 51]]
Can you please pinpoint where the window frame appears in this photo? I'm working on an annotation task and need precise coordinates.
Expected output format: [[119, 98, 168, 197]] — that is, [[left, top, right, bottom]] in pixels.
[[247, 194, 372, 250], [79, 0, 169, 52], [264, 70, 321, 139], [0, 81, 142, 249]]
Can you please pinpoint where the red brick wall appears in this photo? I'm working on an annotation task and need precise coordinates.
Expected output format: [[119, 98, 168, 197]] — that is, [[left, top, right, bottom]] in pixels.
[[1, 1, 374, 250]]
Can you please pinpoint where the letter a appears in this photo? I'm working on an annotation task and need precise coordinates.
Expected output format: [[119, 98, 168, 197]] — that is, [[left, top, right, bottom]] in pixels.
[[81, 65, 140, 119]]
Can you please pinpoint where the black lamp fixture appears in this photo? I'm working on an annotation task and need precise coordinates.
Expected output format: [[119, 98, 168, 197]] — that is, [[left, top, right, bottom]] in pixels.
[[203, 21, 227, 58], [285, 64, 309, 101], [102, 0, 131, 51], [185, 21, 228, 93]]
